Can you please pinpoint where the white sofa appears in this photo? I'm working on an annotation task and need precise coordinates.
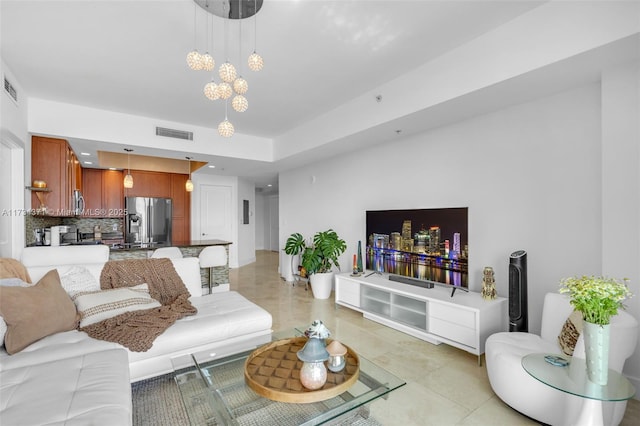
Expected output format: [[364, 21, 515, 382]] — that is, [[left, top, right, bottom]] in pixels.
[[1, 245, 273, 426], [486, 292, 638, 426]]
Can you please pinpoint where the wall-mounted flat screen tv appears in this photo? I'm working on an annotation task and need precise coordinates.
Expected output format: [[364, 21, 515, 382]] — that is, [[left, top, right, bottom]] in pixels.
[[366, 207, 469, 288]]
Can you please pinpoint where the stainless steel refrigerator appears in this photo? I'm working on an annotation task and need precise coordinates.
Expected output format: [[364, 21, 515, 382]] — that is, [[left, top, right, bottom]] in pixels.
[[125, 197, 172, 247]]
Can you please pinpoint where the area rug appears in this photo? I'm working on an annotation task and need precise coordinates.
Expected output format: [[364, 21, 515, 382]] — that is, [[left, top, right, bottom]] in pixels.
[[131, 373, 383, 426]]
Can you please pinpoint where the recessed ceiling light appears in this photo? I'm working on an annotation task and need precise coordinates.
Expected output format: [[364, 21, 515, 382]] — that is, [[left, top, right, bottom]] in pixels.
[[80, 152, 91, 156], [267, 184, 272, 187], [83, 161, 93, 165], [208, 165, 216, 168]]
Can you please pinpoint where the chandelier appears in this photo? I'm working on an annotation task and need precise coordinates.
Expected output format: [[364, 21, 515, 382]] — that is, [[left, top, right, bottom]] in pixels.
[[187, 0, 264, 138]]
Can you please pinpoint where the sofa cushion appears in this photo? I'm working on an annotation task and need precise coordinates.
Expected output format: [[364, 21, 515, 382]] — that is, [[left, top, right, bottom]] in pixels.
[[60, 265, 101, 296], [0, 348, 132, 426], [0, 269, 78, 354], [73, 283, 162, 327]]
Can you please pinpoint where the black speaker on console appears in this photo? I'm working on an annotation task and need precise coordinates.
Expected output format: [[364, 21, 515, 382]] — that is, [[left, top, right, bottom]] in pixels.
[[508, 250, 528, 332]]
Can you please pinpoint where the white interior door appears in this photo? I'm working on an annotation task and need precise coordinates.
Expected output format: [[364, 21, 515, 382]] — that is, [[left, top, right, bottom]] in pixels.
[[199, 184, 232, 241]]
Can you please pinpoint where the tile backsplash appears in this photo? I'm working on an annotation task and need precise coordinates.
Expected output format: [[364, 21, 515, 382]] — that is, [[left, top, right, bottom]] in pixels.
[[25, 216, 123, 245]]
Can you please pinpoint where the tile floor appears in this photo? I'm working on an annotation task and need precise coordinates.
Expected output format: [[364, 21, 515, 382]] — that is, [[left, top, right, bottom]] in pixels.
[[229, 251, 639, 426]]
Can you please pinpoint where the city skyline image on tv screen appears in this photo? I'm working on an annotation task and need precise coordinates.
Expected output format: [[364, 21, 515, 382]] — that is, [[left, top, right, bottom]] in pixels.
[[365, 207, 469, 288]]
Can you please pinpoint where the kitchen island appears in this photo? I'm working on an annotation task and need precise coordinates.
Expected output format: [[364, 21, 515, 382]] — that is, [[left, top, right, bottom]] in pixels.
[[108, 239, 231, 293]]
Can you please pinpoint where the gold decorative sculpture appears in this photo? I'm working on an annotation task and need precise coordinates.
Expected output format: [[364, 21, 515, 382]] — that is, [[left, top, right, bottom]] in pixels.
[[481, 266, 497, 300]]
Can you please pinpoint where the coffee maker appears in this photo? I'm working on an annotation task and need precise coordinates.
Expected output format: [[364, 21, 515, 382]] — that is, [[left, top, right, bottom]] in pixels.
[[33, 228, 46, 245], [59, 225, 79, 244]]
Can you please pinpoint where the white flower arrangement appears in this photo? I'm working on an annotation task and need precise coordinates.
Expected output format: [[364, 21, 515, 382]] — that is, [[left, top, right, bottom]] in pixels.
[[559, 275, 632, 326]]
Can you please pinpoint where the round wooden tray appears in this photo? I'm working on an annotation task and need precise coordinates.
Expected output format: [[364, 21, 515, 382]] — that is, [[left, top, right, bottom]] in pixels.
[[244, 337, 359, 403]]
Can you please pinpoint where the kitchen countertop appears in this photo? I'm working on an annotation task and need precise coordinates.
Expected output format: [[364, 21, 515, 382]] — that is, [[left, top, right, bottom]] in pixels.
[[171, 239, 232, 247], [26, 239, 232, 250]]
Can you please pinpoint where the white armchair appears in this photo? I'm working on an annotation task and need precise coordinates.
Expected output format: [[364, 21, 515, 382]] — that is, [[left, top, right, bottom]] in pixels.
[[486, 292, 638, 426]]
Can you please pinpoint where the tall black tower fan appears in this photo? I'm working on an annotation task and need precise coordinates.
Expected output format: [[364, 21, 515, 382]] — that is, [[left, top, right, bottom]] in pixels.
[[509, 250, 528, 332]]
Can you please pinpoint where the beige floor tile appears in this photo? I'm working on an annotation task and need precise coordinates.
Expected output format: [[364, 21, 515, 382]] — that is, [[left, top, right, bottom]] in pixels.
[[231, 251, 640, 426]]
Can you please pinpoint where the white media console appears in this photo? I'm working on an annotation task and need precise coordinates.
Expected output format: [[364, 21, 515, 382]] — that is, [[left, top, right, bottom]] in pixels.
[[335, 272, 507, 365]]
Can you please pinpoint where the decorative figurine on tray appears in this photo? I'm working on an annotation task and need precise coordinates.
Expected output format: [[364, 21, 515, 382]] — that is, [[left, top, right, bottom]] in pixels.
[[299, 320, 331, 390], [304, 319, 331, 340], [481, 266, 497, 300]]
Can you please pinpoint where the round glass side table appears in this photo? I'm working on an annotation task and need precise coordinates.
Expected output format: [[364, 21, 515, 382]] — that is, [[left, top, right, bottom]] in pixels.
[[522, 353, 635, 426]]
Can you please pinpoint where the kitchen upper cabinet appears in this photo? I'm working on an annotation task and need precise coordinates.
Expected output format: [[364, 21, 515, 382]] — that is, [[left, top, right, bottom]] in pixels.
[[126, 170, 171, 198], [82, 169, 124, 218], [82, 169, 102, 215], [103, 170, 124, 216], [31, 136, 80, 216], [170, 173, 191, 243]]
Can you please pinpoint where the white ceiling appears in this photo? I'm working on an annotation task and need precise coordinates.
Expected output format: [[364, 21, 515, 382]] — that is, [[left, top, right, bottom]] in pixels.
[[2, 0, 552, 192]]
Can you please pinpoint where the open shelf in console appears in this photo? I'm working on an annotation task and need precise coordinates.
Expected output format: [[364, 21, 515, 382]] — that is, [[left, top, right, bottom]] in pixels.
[[361, 286, 391, 317]]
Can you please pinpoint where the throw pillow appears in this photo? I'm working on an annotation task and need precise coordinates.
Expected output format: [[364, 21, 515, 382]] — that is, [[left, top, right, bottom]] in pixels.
[[72, 284, 162, 328], [0, 278, 32, 348], [0, 258, 32, 283], [558, 310, 583, 356], [59, 266, 100, 296], [0, 269, 79, 355]]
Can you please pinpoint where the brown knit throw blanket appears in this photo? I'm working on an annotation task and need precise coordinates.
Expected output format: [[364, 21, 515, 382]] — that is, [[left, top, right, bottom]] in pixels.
[[80, 258, 197, 352]]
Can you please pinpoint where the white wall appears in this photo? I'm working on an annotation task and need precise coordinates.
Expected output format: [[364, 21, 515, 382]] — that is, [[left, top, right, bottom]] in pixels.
[[281, 82, 632, 351], [237, 178, 256, 267], [601, 60, 640, 390], [255, 192, 266, 250], [1, 60, 28, 258]]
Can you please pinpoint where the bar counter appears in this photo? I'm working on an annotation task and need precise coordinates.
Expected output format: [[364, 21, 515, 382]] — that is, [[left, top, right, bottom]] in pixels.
[[108, 240, 232, 292]]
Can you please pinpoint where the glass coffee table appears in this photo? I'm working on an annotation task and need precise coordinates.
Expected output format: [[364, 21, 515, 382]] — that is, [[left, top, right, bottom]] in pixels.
[[171, 329, 405, 425]]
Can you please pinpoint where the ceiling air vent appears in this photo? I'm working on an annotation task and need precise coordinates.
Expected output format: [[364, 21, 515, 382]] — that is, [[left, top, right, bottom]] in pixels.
[[4, 76, 18, 103], [155, 127, 193, 141]]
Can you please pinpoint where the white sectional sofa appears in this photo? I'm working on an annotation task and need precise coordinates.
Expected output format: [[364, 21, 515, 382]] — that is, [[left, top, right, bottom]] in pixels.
[[0, 245, 273, 426]]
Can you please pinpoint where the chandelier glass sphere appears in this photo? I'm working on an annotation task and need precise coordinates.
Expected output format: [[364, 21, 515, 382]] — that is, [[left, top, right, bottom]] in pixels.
[[201, 53, 215, 71], [218, 119, 234, 138], [217, 82, 233, 100], [204, 81, 219, 100], [248, 52, 264, 71], [186, 50, 203, 71], [219, 62, 237, 83], [233, 77, 248, 94], [232, 95, 248, 112]]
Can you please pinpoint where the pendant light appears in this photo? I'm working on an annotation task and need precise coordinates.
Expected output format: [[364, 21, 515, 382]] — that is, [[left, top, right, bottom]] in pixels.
[[185, 156, 194, 192], [123, 148, 134, 189], [186, 1, 203, 70], [248, 0, 264, 71]]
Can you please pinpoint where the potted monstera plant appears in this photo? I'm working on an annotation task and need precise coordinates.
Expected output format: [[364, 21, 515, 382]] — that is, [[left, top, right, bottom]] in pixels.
[[284, 229, 347, 299]]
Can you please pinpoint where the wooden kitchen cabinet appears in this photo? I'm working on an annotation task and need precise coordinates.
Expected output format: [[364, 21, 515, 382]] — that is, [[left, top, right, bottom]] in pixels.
[[82, 169, 124, 217], [103, 170, 124, 216], [170, 173, 191, 243], [126, 170, 171, 198], [82, 169, 102, 215], [31, 136, 80, 216]]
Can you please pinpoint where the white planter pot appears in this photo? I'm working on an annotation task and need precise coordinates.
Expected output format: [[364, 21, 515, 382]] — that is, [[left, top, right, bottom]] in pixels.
[[309, 272, 334, 299]]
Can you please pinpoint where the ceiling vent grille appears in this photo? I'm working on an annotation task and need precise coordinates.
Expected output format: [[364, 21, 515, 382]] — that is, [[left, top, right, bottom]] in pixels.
[[156, 127, 193, 141], [4, 76, 18, 103]]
